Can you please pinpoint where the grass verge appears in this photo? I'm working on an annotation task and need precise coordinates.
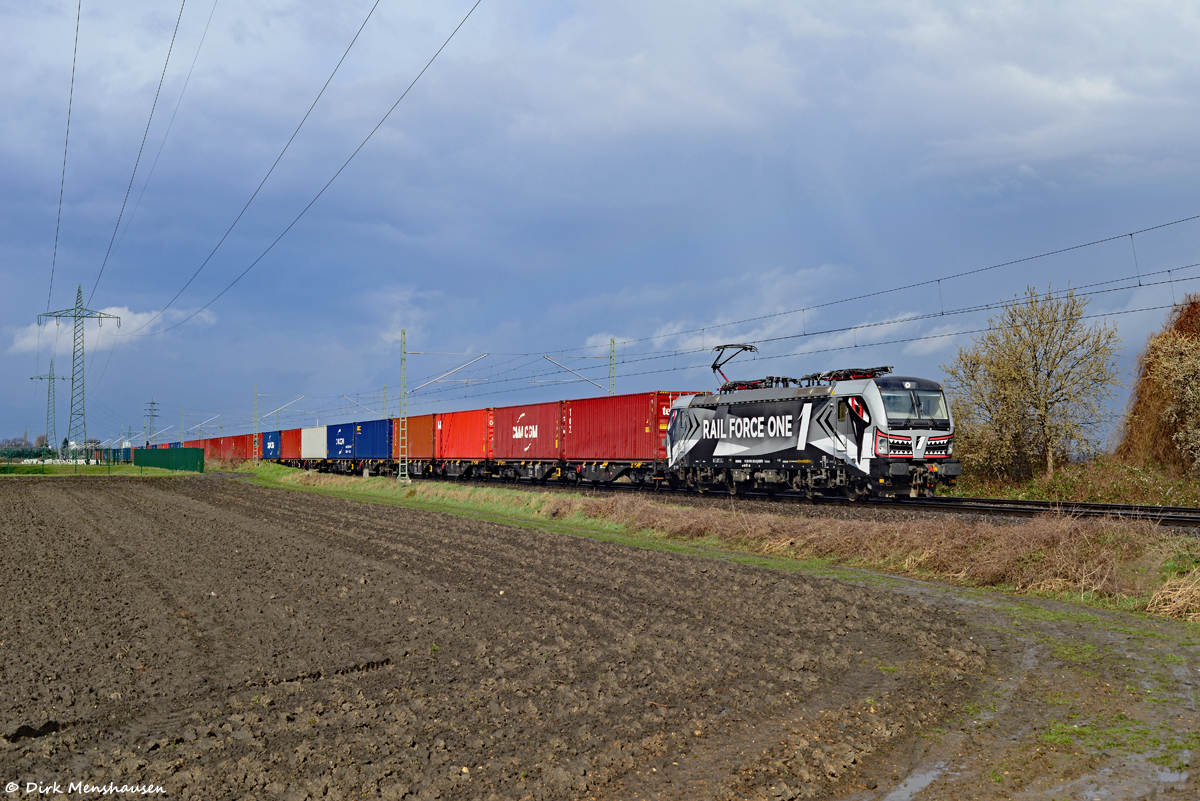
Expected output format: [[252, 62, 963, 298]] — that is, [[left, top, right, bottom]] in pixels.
[[0, 463, 195, 477], [238, 462, 1200, 622], [946, 455, 1200, 507]]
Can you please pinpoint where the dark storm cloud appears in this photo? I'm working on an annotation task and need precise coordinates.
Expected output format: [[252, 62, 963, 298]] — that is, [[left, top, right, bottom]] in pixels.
[[4, 0, 1200, 437]]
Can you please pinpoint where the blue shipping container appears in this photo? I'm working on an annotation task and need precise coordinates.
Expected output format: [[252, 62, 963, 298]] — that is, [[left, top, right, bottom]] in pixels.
[[354, 419, 392, 460], [327, 424, 355, 459], [261, 431, 281, 460]]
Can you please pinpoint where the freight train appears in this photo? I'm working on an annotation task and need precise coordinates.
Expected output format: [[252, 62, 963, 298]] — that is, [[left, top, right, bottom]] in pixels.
[[163, 354, 961, 499]]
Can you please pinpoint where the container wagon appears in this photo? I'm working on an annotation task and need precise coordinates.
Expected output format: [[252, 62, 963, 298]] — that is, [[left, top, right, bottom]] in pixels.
[[261, 431, 282, 461], [491, 401, 563, 481], [563, 391, 692, 485], [435, 409, 493, 478], [393, 414, 436, 475]]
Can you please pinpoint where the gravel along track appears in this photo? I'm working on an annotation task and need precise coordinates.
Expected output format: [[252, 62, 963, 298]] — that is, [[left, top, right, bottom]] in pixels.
[[0, 476, 986, 800]]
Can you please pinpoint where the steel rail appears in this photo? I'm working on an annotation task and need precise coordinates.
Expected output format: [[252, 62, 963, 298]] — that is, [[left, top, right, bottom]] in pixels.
[[256, 464, 1200, 528], [415, 474, 1200, 528], [888, 496, 1200, 527]]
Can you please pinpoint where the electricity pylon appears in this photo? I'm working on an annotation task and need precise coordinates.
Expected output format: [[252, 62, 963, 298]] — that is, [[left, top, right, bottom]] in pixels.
[[38, 285, 120, 458], [31, 358, 68, 454], [145, 399, 160, 446]]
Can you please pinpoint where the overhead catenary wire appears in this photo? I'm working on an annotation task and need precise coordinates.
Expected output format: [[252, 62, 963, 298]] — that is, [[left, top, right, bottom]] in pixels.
[[39, 0, 84, 380], [397, 263, 1200, 398], [109, 0, 221, 259], [46, 0, 83, 318], [88, 0, 189, 306], [463, 212, 1200, 363], [129, 0, 484, 338], [124, 0, 385, 335], [401, 273, 1200, 406], [182, 282, 1192, 435]]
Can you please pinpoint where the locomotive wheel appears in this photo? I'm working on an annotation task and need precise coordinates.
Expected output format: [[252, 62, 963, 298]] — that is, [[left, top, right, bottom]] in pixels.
[[725, 472, 738, 496]]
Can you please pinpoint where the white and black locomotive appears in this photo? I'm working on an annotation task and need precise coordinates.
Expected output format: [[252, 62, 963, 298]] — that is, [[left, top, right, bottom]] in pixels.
[[664, 347, 961, 498]]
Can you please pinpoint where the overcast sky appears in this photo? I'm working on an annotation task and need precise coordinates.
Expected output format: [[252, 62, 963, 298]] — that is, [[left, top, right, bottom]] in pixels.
[[4, 0, 1200, 444]]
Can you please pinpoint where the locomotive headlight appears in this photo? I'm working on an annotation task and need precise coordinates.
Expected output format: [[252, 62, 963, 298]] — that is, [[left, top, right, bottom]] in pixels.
[[877, 438, 888, 455], [947, 440, 953, 455]]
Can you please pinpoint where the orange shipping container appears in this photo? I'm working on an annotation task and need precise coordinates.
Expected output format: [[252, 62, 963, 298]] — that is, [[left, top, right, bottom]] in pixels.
[[392, 414, 436, 460]]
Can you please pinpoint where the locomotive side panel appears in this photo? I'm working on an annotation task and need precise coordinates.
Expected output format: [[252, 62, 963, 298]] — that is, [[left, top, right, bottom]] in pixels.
[[676, 397, 857, 472]]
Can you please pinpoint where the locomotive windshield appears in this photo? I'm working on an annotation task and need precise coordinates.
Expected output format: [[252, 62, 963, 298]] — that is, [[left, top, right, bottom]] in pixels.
[[880, 389, 950, 429], [667, 409, 689, 441]]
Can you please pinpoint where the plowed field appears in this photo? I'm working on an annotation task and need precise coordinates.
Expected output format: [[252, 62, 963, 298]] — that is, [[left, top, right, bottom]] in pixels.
[[0, 476, 984, 799]]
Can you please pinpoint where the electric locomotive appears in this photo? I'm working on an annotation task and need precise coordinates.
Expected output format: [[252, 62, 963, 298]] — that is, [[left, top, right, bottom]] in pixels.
[[663, 346, 961, 498]]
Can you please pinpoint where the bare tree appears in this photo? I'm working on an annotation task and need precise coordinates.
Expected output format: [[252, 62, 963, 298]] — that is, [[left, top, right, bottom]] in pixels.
[[942, 287, 1121, 479]]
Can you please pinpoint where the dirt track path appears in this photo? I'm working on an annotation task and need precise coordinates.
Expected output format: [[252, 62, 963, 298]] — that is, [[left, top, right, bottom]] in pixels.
[[0, 475, 1195, 800]]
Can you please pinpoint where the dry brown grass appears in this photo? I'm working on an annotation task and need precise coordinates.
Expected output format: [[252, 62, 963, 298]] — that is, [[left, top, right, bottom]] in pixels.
[[1118, 295, 1200, 471], [256, 466, 1200, 616], [1146, 569, 1200, 621], [565, 494, 1176, 598]]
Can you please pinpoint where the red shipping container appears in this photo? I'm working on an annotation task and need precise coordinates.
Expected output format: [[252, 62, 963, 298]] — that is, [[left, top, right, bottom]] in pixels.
[[184, 440, 203, 449], [392, 414, 436, 460], [435, 409, 493, 460], [229, 434, 254, 460], [280, 428, 302, 460], [563, 391, 693, 461], [492, 402, 563, 460]]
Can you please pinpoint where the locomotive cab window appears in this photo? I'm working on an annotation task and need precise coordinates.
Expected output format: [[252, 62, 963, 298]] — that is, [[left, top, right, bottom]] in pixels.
[[667, 409, 690, 440], [880, 389, 951, 429]]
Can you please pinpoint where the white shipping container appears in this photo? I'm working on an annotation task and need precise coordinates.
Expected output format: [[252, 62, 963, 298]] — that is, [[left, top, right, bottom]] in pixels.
[[301, 426, 327, 460]]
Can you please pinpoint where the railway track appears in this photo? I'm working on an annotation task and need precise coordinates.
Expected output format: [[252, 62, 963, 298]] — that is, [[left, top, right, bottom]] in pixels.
[[339, 470, 1200, 529], [891, 495, 1200, 527]]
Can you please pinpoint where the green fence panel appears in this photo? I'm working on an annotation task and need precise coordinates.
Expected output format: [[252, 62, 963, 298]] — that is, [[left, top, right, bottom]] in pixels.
[[132, 447, 205, 473]]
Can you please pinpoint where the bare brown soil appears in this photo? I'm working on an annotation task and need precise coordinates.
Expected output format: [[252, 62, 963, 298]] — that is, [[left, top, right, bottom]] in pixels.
[[1, 476, 1196, 800]]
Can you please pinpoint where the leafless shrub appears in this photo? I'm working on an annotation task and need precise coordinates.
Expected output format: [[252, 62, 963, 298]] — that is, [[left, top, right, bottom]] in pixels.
[[942, 287, 1121, 480]]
